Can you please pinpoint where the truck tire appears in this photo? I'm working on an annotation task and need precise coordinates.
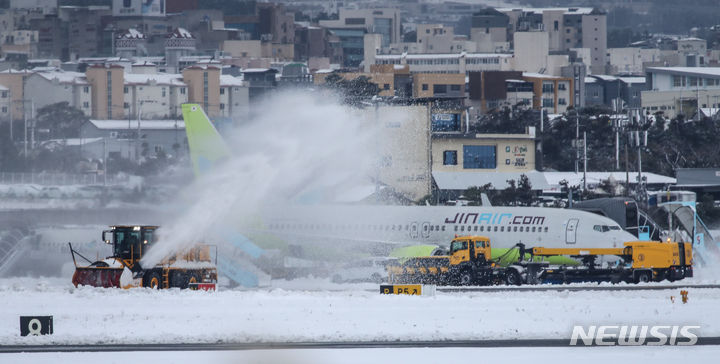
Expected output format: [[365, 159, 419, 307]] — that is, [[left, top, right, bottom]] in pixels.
[[505, 269, 522, 286], [143, 271, 162, 289], [459, 270, 473, 286], [635, 270, 651, 284]]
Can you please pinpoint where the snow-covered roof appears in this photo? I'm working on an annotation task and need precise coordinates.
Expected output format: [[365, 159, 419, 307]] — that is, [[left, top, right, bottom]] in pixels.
[[124, 73, 186, 86], [433, 171, 552, 191], [89, 120, 185, 130], [699, 108, 720, 117], [220, 75, 244, 87], [433, 170, 675, 192], [118, 28, 145, 39], [375, 52, 511, 60], [243, 68, 273, 73], [584, 77, 597, 83], [0, 68, 32, 74], [542, 171, 676, 187], [34, 70, 89, 85], [132, 61, 156, 67], [646, 67, 720, 77], [590, 74, 618, 81], [168, 27, 193, 39], [617, 76, 646, 84], [498, 7, 596, 15], [0, 84, 8, 90], [523, 72, 564, 79]]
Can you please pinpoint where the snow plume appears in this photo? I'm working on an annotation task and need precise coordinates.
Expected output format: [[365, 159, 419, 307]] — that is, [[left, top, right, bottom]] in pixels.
[[140, 90, 386, 267]]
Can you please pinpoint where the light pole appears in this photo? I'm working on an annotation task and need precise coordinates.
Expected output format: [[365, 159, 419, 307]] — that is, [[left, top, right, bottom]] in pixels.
[[136, 99, 156, 164]]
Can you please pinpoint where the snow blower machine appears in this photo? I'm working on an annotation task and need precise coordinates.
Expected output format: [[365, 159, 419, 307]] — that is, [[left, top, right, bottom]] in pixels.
[[69, 225, 217, 290]]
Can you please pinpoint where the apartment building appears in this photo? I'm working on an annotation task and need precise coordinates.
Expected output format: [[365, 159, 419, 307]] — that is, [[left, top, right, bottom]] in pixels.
[[522, 73, 573, 114], [24, 69, 92, 116]]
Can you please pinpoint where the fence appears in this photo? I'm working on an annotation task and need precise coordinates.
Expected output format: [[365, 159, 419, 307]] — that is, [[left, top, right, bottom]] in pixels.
[[0, 172, 129, 186]]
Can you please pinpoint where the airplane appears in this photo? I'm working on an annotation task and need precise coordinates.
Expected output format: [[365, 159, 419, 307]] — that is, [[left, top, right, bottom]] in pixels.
[[179, 103, 640, 285]]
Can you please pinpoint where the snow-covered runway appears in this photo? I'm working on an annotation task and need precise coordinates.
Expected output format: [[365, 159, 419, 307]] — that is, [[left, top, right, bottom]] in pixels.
[[1, 277, 718, 345]]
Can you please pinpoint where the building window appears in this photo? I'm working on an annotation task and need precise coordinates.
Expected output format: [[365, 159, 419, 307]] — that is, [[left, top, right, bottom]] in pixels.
[[124, 86, 128, 94], [463, 145, 496, 169], [220, 103, 225, 110], [383, 84, 390, 90], [433, 84, 447, 94], [450, 84, 461, 91], [220, 88, 225, 95], [431, 113, 460, 132], [543, 98, 554, 107], [558, 83, 566, 90], [123, 102, 129, 109], [83, 101, 89, 108], [558, 98, 566, 105], [83, 86, 89, 93], [673, 75, 684, 87], [162, 88, 166, 97], [422, 84, 428, 91], [180, 87, 186, 94], [542, 83, 554, 93], [1, 106, 6, 113], [443, 150, 457, 165]]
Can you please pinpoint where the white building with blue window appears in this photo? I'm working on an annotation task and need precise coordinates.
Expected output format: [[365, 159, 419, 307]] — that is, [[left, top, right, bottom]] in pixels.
[[431, 128, 537, 175]]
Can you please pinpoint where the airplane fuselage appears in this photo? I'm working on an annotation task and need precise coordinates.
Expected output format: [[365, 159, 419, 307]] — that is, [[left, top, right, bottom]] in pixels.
[[259, 205, 636, 250]]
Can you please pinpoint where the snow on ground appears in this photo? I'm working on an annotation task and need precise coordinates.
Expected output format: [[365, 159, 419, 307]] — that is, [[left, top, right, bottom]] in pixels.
[[1, 277, 718, 346], [4, 346, 720, 364]]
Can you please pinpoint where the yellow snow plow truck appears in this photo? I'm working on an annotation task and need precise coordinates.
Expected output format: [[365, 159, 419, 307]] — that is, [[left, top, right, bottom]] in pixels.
[[70, 225, 217, 290]]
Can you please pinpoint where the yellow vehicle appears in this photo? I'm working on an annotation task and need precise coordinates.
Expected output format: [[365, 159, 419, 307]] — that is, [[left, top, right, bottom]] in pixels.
[[387, 236, 498, 285], [388, 236, 693, 286], [524, 240, 693, 284], [70, 225, 218, 289]]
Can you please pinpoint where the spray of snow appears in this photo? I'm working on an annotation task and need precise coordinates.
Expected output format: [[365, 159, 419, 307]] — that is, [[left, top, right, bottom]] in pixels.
[[140, 90, 391, 267]]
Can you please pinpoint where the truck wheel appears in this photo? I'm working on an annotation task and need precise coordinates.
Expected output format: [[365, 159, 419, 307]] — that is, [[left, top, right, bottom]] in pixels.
[[459, 270, 473, 286], [635, 271, 651, 284], [144, 271, 162, 289], [505, 269, 522, 286]]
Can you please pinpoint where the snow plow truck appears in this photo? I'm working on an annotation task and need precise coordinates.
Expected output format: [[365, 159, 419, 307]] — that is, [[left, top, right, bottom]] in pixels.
[[70, 225, 217, 290]]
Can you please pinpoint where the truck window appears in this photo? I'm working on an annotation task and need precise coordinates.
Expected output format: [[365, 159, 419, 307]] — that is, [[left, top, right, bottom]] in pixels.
[[450, 241, 467, 254]]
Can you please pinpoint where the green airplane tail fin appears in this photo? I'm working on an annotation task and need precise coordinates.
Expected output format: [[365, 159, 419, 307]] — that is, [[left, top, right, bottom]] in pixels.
[[181, 103, 231, 176]]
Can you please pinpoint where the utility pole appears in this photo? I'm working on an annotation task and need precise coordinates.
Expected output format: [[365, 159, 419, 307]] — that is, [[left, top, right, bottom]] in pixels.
[[624, 130, 629, 197], [537, 108, 544, 171], [583, 131, 587, 191], [575, 111, 579, 174]]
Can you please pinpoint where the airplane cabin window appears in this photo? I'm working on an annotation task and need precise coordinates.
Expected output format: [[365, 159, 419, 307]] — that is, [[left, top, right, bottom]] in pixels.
[[500, 226, 504, 232], [494, 226, 498, 232], [479, 226, 484, 232], [460, 226, 465, 232], [473, 226, 478, 232], [532, 227, 536, 232], [544, 227, 548, 232], [442, 226, 446, 231], [436, 225, 440, 231], [513, 226, 518, 232], [454, 226, 458, 231]]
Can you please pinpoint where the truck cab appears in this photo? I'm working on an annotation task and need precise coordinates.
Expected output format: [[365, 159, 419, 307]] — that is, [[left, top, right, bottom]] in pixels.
[[449, 236, 492, 266], [102, 225, 158, 268]]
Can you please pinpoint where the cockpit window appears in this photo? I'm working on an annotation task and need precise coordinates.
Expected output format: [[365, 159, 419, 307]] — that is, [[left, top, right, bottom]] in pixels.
[[593, 225, 613, 232]]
